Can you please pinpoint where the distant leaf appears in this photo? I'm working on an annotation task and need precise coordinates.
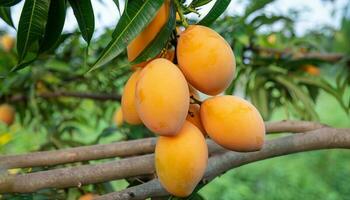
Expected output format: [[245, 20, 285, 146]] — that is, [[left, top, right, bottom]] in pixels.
[[90, 0, 165, 71], [16, 0, 50, 64], [0, 7, 14, 28], [251, 15, 292, 29], [295, 76, 348, 114], [112, 0, 120, 13], [131, 1, 175, 65], [11, 56, 37, 71], [198, 0, 230, 26], [0, 0, 21, 7], [244, 0, 275, 19], [275, 76, 318, 120], [68, 0, 94, 44], [252, 76, 270, 119], [40, 0, 66, 52], [190, 0, 213, 8]]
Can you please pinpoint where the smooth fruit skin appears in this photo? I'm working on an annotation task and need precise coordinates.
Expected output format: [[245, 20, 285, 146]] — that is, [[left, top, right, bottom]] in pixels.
[[121, 70, 143, 125], [186, 104, 206, 134], [0, 35, 14, 52], [135, 58, 190, 136], [177, 25, 235, 95], [155, 121, 208, 197], [78, 193, 95, 200], [114, 107, 124, 127], [200, 95, 265, 152], [0, 104, 15, 126], [127, 0, 170, 68]]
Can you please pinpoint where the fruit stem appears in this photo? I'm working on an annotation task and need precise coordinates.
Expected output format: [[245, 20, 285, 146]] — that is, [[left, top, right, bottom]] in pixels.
[[190, 96, 202, 105], [174, 0, 189, 28]]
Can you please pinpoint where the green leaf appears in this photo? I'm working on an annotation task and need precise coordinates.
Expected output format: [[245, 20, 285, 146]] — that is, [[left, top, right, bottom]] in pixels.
[[40, 0, 66, 52], [251, 15, 292, 29], [244, 0, 275, 18], [112, 0, 121, 13], [275, 76, 318, 120], [0, 7, 14, 28], [198, 0, 230, 26], [90, 0, 165, 71], [294, 76, 349, 114], [0, 0, 21, 7], [16, 0, 50, 63], [252, 77, 270, 119], [131, 1, 175, 65], [190, 0, 213, 8], [68, 0, 94, 44]]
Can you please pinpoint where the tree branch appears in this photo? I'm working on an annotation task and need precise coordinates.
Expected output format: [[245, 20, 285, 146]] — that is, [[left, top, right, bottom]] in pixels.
[[252, 47, 345, 63], [96, 127, 350, 200], [0, 126, 349, 194], [0, 120, 323, 169], [7, 91, 121, 102], [0, 138, 156, 169]]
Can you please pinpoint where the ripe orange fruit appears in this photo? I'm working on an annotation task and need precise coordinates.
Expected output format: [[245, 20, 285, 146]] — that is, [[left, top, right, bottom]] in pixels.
[[201, 95, 265, 152], [177, 25, 235, 95], [121, 69, 143, 125], [0, 104, 15, 126], [186, 104, 205, 134], [135, 58, 189, 136], [303, 64, 320, 76], [113, 107, 124, 127], [127, 0, 171, 68], [155, 121, 207, 197]]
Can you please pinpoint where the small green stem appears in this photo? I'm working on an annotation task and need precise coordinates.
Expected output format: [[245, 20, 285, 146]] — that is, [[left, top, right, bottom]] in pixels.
[[191, 96, 202, 105], [174, 0, 189, 28]]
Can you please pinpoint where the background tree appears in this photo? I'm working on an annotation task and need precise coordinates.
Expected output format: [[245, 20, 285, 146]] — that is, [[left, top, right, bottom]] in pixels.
[[0, 0, 349, 199]]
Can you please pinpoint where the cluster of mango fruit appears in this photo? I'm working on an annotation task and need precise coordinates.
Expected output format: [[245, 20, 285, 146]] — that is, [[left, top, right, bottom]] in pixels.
[[118, 1, 265, 197]]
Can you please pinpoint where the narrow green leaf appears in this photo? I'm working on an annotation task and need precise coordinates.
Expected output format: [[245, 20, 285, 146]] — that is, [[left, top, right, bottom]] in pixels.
[[0, 6, 14, 28], [198, 0, 230, 26], [40, 0, 66, 52], [68, 0, 94, 44], [251, 15, 292, 29], [275, 76, 318, 120], [112, 0, 121, 13], [294, 76, 348, 114], [90, 0, 165, 71], [244, 0, 275, 18], [190, 0, 213, 8], [16, 0, 50, 63], [131, 1, 175, 65], [0, 0, 21, 7], [11, 56, 37, 71]]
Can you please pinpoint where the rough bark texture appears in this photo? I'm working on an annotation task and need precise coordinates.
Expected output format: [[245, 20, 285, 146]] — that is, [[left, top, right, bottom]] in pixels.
[[0, 120, 323, 169], [0, 121, 348, 198], [96, 127, 350, 200]]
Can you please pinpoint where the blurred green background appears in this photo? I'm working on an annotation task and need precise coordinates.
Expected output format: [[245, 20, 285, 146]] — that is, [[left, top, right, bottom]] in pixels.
[[0, 0, 350, 199]]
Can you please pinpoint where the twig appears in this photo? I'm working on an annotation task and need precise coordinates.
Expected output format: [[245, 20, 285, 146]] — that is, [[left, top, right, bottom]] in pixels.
[[96, 127, 350, 200], [0, 121, 324, 169], [7, 91, 121, 102], [252, 46, 345, 63], [1, 127, 349, 194]]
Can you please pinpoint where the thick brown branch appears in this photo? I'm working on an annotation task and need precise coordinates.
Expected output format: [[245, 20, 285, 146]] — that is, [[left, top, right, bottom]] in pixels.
[[96, 127, 350, 200], [8, 91, 121, 102], [0, 120, 322, 169], [0, 138, 156, 169], [252, 47, 345, 62], [1, 127, 349, 195], [0, 155, 155, 194]]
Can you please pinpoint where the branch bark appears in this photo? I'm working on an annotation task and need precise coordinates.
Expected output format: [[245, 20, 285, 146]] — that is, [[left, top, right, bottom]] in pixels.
[[7, 91, 121, 102], [0, 120, 323, 169], [0, 126, 349, 195], [96, 127, 350, 200], [252, 47, 345, 63]]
